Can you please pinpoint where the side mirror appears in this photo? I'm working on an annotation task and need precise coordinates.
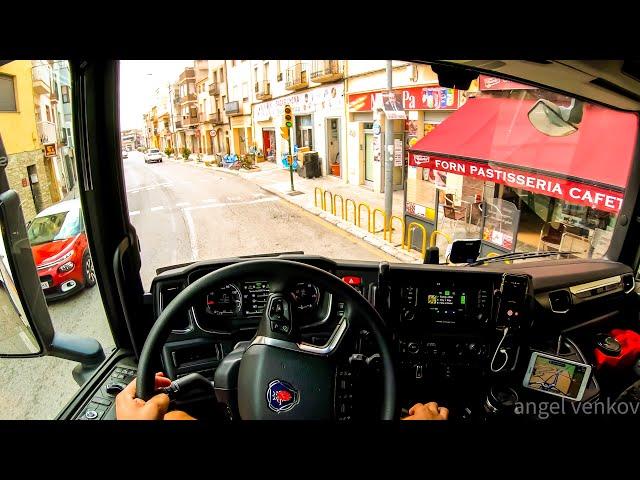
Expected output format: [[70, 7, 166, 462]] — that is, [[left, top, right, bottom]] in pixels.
[[0, 190, 105, 376], [447, 239, 482, 264], [528, 98, 583, 137]]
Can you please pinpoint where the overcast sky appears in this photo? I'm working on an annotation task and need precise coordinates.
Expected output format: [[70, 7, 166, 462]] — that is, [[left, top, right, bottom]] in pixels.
[[119, 60, 194, 131]]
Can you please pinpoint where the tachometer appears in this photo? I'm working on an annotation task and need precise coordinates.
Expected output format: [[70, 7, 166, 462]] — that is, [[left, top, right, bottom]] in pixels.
[[290, 282, 320, 312], [205, 284, 242, 317]]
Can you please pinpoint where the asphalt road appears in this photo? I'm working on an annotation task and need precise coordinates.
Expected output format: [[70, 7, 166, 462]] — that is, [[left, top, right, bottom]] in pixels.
[[124, 151, 394, 287], [0, 150, 392, 419]]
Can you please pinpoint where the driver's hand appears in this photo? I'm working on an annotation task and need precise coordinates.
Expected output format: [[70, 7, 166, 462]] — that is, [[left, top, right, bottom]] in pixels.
[[115, 372, 172, 420], [402, 402, 449, 420]]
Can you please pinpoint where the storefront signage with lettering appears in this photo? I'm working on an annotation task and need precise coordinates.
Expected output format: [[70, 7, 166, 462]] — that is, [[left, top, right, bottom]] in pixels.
[[348, 86, 464, 112], [408, 154, 624, 214], [254, 84, 344, 122]]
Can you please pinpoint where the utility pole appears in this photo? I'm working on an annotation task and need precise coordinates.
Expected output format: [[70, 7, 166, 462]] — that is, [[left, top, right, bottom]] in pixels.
[[168, 82, 177, 153], [384, 60, 394, 229]]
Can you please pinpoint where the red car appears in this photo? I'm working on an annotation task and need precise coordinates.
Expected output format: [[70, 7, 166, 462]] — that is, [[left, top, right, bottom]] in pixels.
[[27, 199, 96, 300]]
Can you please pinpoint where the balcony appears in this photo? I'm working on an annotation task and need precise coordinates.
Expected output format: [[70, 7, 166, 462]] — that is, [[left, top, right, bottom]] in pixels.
[[209, 112, 222, 124], [49, 88, 59, 102], [32, 67, 51, 95], [311, 60, 344, 83], [285, 63, 309, 90], [224, 101, 242, 116], [175, 120, 183, 129], [208, 83, 220, 96], [179, 93, 197, 104], [36, 121, 57, 145], [178, 68, 196, 83], [182, 115, 199, 127], [255, 80, 271, 100]]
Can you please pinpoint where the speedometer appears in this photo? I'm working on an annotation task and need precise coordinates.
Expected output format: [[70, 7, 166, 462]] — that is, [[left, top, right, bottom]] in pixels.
[[290, 282, 320, 312], [205, 284, 242, 317]]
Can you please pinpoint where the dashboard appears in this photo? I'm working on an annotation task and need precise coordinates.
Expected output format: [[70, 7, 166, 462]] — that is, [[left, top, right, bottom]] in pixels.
[[141, 254, 637, 421]]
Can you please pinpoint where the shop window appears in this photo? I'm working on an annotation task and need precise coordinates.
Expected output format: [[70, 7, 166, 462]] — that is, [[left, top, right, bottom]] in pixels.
[[295, 115, 313, 150]]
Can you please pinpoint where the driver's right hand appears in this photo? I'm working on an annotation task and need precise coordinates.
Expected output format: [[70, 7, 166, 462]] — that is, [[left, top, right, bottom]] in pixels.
[[115, 372, 172, 420]]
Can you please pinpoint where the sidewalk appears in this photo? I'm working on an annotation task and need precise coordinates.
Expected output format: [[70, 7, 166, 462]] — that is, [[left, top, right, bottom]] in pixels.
[[171, 156, 422, 263]]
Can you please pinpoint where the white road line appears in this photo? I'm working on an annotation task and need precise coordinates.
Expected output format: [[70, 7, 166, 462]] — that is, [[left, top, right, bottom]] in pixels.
[[185, 196, 278, 211], [226, 196, 244, 202], [150, 206, 165, 212], [129, 210, 141, 216], [183, 209, 199, 261], [175, 202, 190, 207], [203, 198, 218, 203]]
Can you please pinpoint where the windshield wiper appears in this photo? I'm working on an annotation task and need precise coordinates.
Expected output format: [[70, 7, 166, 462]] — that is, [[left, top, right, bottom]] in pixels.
[[467, 250, 582, 267]]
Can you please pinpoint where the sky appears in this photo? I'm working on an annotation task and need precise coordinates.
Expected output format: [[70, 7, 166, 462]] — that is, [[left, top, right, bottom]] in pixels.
[[119, 60, 194, 131]]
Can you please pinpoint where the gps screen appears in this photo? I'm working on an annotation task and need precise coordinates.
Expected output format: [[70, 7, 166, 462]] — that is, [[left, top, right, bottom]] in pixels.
[[525, 354, 589, 399]]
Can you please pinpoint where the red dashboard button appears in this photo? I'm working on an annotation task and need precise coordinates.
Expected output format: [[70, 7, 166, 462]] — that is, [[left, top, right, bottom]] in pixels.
[[342, 276, 362, 286]]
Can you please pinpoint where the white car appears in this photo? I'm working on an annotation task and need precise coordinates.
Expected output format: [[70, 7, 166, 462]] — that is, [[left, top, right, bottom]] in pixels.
[[144, 148, 163, 164]]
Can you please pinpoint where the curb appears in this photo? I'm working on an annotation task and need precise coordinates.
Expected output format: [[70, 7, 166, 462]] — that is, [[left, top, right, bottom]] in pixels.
[[168, 157, 422, 264]]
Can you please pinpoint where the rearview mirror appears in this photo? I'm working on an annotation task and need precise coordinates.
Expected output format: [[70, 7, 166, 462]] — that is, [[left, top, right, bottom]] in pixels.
[[0, 190, 47, 356], [528, 98, 583, 137]]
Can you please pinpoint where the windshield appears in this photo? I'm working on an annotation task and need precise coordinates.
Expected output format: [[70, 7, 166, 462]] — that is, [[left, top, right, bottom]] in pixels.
[[119, 61, 638, 288], [27, 209, 82, 245]]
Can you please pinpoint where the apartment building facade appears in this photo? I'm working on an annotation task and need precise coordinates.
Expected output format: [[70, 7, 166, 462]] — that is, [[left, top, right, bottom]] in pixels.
[[0, 60, 65, 221]]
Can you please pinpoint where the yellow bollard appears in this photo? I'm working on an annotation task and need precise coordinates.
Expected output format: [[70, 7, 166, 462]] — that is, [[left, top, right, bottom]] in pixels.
[[333, 194, 345, 219], [345, 198, 357, 225], [389, 215, 406, 248], [314, 187, 324, 209], [430, 230, 452, 248], [406, 222, 427, 258], [323, 190, 333, 213], [357, 202, 372, 232], [372, 208, 388, 241]]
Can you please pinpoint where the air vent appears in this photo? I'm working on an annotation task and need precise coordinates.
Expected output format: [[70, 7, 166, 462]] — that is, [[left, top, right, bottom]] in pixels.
[[622, 274, 635, 294], [548, 290, 571, 314]]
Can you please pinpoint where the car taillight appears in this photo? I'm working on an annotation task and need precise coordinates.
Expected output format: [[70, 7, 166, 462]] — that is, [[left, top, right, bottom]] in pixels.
[[58, 261, 75, 273]]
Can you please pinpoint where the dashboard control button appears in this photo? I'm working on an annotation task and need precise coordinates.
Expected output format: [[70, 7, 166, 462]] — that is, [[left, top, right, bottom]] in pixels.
[[415, 364, 423, 379], [342, 276, 362, 286], [85, 410, 98, 420], [407, 342, 420, 354]]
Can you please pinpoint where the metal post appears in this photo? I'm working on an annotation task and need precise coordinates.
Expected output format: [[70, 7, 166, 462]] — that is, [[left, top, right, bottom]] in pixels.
[[384, 60, 394, 231], [288, 126, 295, 191], [168, 83, 176, 153]]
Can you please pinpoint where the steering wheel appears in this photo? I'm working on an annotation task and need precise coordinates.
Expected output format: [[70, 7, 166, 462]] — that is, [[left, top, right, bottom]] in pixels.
[[136, 259, 396, 420]]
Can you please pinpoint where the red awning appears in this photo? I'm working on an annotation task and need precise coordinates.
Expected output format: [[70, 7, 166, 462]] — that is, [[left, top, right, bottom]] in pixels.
[[409, 96, 638, 190]]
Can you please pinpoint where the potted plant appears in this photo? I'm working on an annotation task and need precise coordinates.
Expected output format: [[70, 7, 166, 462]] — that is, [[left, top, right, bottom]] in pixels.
[[181, 147, 191, 160]]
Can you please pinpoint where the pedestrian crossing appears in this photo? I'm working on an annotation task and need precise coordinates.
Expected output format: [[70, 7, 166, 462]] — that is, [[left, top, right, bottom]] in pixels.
[[127, 193, 274, 217]]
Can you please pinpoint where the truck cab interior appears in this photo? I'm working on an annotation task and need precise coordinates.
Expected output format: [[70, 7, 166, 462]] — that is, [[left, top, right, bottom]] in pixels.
[[2, 59, 640, 422]]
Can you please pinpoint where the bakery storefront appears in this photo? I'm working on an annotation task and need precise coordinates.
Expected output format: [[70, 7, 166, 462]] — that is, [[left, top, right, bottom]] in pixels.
[[405, 95, 637, 259]]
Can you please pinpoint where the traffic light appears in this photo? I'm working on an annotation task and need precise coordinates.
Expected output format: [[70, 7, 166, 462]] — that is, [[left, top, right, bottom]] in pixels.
[[283, 104, 294, 128], [280, 126, 289, 140]]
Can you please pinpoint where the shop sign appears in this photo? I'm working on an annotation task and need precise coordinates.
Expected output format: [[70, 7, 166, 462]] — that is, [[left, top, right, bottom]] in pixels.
[[408, 153, 624, 214], [44, 143, 57, 157], [348, 86, 463, 112], [254, 84, 345, 122], [478, 75, 537, 91]]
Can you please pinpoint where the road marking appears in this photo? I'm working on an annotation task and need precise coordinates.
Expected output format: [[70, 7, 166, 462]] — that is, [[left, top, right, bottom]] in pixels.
[[126, 182, 172, 194], [277, 200, 397, 262], [183, 209, 199, 261], [150, 206, 165, 212], [203, 198, 218, 203], [175, 202, 190, 207], [129, 210, 141, 216], [184, 196, 278, 211], [226, 196, 244, 202]]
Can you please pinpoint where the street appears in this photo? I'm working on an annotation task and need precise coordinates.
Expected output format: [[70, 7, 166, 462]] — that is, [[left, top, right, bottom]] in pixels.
[[124, 151, 395, 287], [0, 151, 393, 419]]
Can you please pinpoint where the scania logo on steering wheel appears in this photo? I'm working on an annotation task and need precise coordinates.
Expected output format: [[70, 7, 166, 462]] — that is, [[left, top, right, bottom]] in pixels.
[[267, 379, 300, 413]]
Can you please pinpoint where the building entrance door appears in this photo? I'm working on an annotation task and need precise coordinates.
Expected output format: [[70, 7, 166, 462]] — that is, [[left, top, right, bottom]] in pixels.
[[364, 132, 374, 183]]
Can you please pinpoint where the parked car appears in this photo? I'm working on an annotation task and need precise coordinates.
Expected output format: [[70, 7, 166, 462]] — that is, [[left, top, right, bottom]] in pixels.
[[27, 199, 96, 300], [144, 148, 163, 163]]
